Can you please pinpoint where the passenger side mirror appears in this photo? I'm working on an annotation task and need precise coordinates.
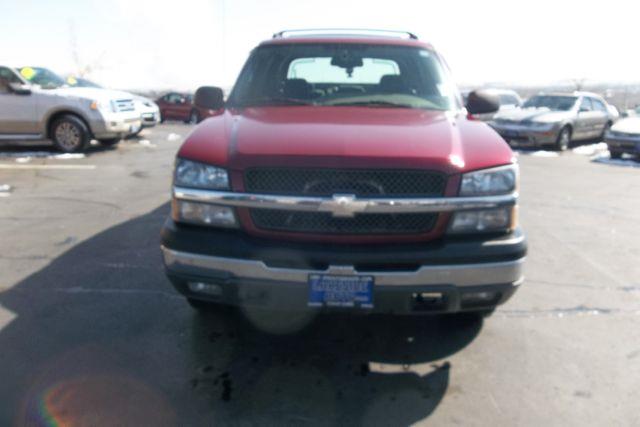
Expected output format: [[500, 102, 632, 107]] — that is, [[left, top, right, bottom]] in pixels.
[[465, 90, 500, 115], [194, 86, 224, 110], [8, 82, 32, 95]]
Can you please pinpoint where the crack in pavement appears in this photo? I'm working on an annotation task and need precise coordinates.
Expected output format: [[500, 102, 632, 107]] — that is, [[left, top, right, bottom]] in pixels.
[[528, 279, 640, 293], [497, 305, 640, 319]]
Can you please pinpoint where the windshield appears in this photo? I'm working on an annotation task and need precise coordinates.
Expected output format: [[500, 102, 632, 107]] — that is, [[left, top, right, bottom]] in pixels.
[[66, 76, 102, 88], [228, 44, 460, 110], [18, 67, 67, 89], [498, 94, 520, 106], [523, 95, 577, 111]]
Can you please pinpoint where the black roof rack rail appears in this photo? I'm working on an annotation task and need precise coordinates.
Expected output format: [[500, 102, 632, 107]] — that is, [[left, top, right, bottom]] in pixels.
[[272, 29, 419, 40]]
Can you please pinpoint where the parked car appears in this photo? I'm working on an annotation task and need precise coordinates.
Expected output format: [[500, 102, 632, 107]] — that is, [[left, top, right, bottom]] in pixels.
[[605, 116, 640, 160], [66, 75, 160, 133], [491, 92, 617, 150], [468, 88, 522, 121], [156, 91, 221, 124], [160, 29, 526, 318], [0, 66, 141, 152], [133, 96, 160, 134]]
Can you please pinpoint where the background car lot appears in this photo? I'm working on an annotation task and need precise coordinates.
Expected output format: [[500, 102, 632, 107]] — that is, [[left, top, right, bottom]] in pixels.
[[0, 124, 638, 425]]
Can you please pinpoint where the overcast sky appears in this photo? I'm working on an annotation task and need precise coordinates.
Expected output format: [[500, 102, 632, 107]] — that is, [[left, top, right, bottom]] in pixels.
[[1, 0, 639, 91]]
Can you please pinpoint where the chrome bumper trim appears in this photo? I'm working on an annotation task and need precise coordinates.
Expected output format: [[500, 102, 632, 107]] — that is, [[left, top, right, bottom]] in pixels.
[[161, 246, 525, 287], [173, 187, 517, 217]]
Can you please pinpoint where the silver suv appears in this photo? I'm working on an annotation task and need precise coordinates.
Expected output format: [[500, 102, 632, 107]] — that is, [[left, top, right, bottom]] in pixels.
[[0, 66, 142, 152]]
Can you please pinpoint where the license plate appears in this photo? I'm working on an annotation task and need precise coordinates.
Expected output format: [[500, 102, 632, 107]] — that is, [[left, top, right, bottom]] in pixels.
[[308, 274, 374, 309]]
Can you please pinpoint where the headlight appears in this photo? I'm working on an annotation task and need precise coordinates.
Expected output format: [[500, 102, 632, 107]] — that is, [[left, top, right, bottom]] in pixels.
[[174, 159, 229, 190], [90, 100, 116, 113], [525, 121, 554, 131], [459, 164, 518, 196], [173, 200, 238, 228], [449, 206, 516, 234]]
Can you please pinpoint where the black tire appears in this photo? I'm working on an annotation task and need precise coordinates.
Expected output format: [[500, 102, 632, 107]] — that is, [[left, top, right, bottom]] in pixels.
[[188, 110, 200, 125], [610, 151, 622, 160], [99, 138, 121, 146], [555, 126, 571, 151], [159, 111, 165, 123], [50, 115, 90, 153]]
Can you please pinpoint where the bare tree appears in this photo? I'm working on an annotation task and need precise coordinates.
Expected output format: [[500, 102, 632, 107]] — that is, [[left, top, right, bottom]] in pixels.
[[572, 77, 587, 91], [68, 20, 106, 78]]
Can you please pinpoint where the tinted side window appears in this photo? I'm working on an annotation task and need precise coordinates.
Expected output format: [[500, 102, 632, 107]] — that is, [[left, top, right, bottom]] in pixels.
[[167, 93, 183, 103], [0, 67, 21, 93], [591, 98, 607, 112], [499, 94, 519, 106], [579, 97, 593, 111]]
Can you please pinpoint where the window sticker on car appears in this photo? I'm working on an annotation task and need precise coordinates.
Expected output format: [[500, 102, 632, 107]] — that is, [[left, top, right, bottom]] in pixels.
[[20, 67, 35, 80]]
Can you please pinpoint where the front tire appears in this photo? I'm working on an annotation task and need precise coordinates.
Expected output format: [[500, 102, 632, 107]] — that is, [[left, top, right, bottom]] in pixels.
[[610, 151, 622, 160], [51, 115, 90, 153], [555, 126, 571, 151]]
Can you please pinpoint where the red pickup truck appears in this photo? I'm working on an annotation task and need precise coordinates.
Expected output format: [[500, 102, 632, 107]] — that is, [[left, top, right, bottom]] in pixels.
[[161, 30, 526, 317]]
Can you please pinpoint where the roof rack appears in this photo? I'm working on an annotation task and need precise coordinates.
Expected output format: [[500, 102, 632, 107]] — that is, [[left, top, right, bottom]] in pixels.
[[272, 29, 419, 40]]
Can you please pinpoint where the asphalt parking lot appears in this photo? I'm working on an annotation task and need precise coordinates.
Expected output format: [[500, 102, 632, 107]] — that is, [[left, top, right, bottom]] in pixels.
[[0, 124, 639, 426]]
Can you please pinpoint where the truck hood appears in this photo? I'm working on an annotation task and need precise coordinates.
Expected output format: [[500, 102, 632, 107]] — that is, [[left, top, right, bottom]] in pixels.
[[179, 106, 515, 175], [43, 86, 136, 102], [495, 107, 572, 123], [611, 117, 640, 135]]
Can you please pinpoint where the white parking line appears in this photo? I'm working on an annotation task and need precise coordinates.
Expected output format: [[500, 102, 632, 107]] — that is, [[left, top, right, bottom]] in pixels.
[[0, 164, 96, 170]]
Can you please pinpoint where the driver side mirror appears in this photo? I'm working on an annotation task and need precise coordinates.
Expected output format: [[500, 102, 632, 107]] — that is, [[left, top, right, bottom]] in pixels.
[[8, 82, 32, 95], [465, 90, 500, 115], [194, 86, 224, 110]]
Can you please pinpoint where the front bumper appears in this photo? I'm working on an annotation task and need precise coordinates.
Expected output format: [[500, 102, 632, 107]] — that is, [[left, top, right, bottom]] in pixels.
[[491, 124, 559, 146], [90, 112, 142, 138], [141, 111, 160, 128], [605, 135, 640, 155], [161, 221, 527, 314]]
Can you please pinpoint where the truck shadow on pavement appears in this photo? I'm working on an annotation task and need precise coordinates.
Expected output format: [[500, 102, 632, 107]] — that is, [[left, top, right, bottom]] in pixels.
[[0, 203, 482, 426]]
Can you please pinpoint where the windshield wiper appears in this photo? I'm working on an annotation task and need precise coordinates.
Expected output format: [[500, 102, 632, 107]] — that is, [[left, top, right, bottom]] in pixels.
[[329, 100, 416, 108], [240, 97, 314, 107]]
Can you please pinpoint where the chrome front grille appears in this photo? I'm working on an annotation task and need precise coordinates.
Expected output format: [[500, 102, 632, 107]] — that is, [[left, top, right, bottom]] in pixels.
[[250, 209, 439, 234], [244, 168, 446, 197], [244, 168, 446, 235], [113, 99, 135, 112]]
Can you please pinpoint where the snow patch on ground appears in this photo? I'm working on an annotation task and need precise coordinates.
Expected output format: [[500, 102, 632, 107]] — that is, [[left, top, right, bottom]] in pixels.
[[521, 150, 559, 157], [0, 184, 12, 197], [573, 142, 609, 156], [138, 139, 157, 148], [167, 133, 182, 141]]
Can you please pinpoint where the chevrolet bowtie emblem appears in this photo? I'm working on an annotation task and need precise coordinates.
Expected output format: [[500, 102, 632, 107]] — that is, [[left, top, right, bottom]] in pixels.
[[319, 194, 367, 218]]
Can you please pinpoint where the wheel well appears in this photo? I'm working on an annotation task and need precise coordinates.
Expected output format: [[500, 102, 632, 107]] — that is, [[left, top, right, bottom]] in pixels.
[[47, 111, 92, 139], [561, 124, 572, 135]]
